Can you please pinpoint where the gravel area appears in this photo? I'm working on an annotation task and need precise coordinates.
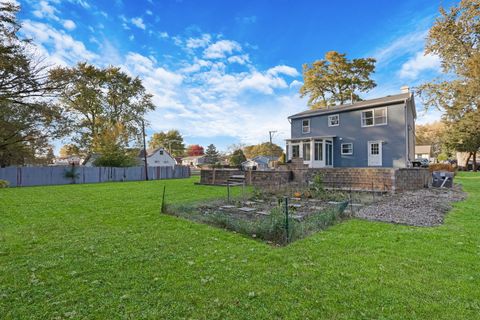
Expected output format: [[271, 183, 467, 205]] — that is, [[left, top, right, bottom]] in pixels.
[[354, 184, 467, 226]]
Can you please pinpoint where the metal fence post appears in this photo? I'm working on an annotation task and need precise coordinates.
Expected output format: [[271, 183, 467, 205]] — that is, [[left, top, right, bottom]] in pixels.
[[161, 185, 166, 213], [284, 196, 289, 244], [227, 181, 230, 204]]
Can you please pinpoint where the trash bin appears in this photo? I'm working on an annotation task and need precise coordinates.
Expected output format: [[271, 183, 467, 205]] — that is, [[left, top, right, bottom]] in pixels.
[[432, 171, 454, 188]]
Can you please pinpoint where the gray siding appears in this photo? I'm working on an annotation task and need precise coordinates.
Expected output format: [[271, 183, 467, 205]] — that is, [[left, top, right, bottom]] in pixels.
[[291, 103, 408, 168]]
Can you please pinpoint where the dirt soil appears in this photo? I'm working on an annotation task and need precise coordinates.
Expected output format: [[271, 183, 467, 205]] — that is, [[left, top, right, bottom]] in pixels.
[[354, 184, 467, 226]]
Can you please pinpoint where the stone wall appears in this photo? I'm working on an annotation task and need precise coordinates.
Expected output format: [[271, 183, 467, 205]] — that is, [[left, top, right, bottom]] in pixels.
[[393, 168, 431, 192], [200, 169, 242, 185], [199, 167, 430, 192], [300, 168, 395, 192], [246, 170, 292, 187]]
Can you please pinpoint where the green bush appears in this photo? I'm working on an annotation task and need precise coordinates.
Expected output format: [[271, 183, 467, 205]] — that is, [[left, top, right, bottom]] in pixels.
[[0, 179, 10, 188]]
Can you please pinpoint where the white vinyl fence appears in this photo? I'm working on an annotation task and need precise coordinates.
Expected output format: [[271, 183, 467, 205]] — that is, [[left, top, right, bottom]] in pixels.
[[0, 165, 190, 187]]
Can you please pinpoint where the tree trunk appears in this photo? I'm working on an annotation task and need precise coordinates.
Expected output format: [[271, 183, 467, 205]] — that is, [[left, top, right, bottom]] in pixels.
[[473, 151, 477, 172], [464, 152, 472, 171]]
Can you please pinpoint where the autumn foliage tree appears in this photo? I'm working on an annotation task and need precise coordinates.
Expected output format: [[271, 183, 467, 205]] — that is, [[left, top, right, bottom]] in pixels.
[[0, 3, 68, 166], [243, 143, 283, 159], [417, 0, 480, 170], [148, 130, 185, 157], [186, 144, 204, 156], [50, 63, 155, 154], [300, 51, 376, 109]]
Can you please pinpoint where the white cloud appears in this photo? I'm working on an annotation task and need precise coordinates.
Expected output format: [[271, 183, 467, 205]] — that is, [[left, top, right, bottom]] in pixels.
[[186, 34, 211, 49], [267, 65, 299, 77], [159, 32, 169, 39], [63, 19, 76, 30], [399, 51, 441, 79], [21, 20, 97, 66], [131, 17, 146, 30], [20, 19, 303, 149], [146, 10, 153, 15], [33, 0, 58, 20], [203, 40, 241, 59], [289, 80, 303, 88], [372, 29, 428, 66], [227, 54, 250, 65]]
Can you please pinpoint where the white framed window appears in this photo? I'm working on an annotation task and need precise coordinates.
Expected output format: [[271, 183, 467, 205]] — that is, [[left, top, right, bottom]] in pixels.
[[328, 114, 339, 127], [314, 141, 323, 161], [159, 150, 164, 155], [303, 142, 311, 161], [302, 119, 310, 134], [374, 108, 387, 125], [361, 107, 388, 127], [341, 143, 353, 155]]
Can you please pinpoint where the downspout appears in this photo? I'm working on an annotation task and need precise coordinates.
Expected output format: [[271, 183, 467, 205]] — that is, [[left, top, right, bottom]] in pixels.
[[404, 100, 409, 168]]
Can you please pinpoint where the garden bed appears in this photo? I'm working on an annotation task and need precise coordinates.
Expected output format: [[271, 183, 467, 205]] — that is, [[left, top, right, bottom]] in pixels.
[[354, 184, 467, 226]]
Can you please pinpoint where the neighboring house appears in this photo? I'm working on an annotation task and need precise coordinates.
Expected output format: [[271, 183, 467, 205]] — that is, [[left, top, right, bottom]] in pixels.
[[181, 155, 206, 167], [241, 155, 278, 171], [82, 153, 101, 167], [53, 156, 83, 166], [138, 147, 176, 167], [287, 90, 416, 168], [415, 145, 432, 160]]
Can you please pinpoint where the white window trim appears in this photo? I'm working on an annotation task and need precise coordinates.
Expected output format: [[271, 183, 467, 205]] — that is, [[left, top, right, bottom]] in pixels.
[[341, 143, 353, 155], [328, 114, 340, 127], [302, 119, 310, 134], [361, 107, 388, 127]]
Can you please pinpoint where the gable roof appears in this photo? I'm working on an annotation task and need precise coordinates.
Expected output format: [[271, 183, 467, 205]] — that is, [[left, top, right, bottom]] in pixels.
[[181, 155, 205, 161], [289, 92, 414, 120], [138, 147, 173, 159], [252, 155, 278, 164], [415, 145, 432, 155]]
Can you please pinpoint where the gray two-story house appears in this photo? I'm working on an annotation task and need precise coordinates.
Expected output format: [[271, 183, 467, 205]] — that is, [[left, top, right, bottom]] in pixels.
[[287, 91, 416, 168]]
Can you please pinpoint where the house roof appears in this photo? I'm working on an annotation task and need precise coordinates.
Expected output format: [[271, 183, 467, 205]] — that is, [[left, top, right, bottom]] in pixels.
[[289, 92, 414, 120], [242, 155, 278, 166], [182, 155, 205, 161], [415, 145, 432, 154], [138, 147, 173, 158]]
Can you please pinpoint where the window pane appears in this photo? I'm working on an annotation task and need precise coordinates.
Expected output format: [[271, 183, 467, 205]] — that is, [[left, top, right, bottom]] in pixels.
[[302, 120, 310, 133], [370, 143, 379, 155], [314, 142, 323, 160], [328, 115, 339, 126], [303, 143, 311, 161], [341, 143, 352, 154], [292, 145, 299, 158]]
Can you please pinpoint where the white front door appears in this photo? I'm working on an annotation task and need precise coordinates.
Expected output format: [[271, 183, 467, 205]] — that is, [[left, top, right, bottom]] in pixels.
[[368, 141, 382, 166]]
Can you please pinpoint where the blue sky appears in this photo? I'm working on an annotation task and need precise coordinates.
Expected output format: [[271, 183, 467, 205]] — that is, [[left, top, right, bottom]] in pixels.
[[14, 0, 456, 152]]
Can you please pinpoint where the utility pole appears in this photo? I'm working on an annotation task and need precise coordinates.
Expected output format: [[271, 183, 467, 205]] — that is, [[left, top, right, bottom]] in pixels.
[[269, 130, 277, 144], [142, 120, 149, 181]]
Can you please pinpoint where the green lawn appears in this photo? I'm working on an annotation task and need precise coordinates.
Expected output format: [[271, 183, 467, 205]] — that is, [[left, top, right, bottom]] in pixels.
[[1, 174, 480, 319]]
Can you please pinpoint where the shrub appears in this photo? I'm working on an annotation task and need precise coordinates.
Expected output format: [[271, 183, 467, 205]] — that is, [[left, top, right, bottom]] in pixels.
[[0, 179, 10, 188], [429, 163, 456, 174], [63, 166, 80, 183]]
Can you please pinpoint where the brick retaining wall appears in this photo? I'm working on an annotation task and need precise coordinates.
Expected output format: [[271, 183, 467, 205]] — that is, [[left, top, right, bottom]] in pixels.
[[199, 167, 430, 192]]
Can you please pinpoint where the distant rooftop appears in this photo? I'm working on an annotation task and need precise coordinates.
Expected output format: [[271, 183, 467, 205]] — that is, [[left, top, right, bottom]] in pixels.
[[289, 92, 413, 120]]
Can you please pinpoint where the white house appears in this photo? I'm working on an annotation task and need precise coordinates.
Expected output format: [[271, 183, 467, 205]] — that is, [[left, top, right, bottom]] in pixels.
[[415, 145, 432, 160], [140, 148, 177, 167], [181, 155, 206, 167], [241, 156, 278, 171]]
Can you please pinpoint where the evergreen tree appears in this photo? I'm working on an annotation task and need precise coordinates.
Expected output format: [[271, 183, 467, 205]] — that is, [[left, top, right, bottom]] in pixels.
[[204, 144, 220, 164]]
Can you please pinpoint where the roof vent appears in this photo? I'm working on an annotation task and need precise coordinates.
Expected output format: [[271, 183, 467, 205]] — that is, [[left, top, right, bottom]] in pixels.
[[401, 85, 410, 93]]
